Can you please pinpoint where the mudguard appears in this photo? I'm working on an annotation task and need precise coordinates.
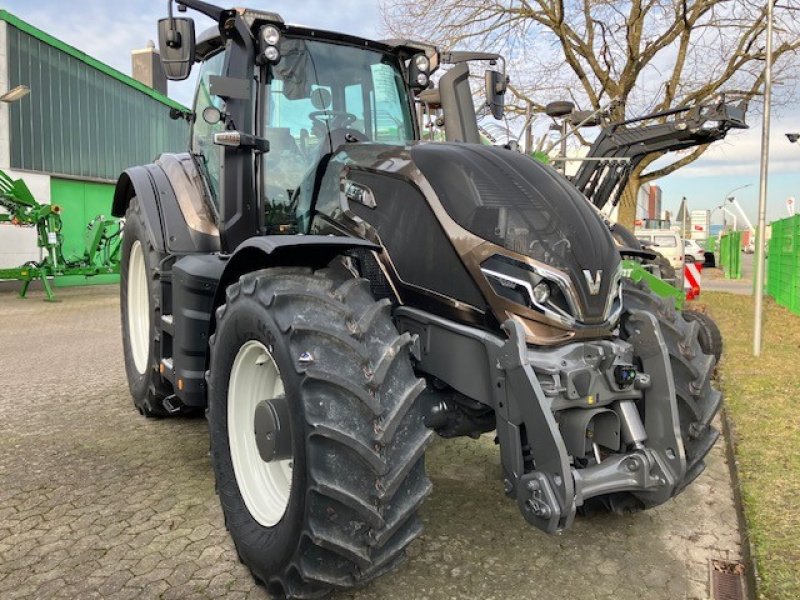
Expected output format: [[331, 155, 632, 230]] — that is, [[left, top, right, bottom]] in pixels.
[[210, 235, 381, 324], [112, 153, 220, 255], [165, 234, 381, 408]]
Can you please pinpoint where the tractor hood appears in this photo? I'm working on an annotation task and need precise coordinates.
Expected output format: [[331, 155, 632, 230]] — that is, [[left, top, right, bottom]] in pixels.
[[410, 143, 621, 323], [307, 141, 621, 336]]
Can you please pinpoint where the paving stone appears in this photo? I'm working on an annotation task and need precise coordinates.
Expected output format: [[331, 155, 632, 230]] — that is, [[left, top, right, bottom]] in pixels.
[[0, 286, 743, 599]]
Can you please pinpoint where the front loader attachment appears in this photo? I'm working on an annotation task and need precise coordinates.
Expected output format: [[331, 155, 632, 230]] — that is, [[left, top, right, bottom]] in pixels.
[[571, 97, 748, 211]]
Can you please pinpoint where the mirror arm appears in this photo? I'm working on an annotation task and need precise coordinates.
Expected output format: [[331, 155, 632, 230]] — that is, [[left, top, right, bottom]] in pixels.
[[174, 0, 225, 21], [166, 1, 181, 48]]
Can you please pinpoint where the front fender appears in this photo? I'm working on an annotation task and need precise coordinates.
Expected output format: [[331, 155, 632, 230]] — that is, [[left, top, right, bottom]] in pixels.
[[210, 235, 381, 330]]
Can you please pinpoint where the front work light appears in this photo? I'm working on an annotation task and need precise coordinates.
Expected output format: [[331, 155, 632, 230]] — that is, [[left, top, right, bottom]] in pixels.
[[262, 25, 281, 46], [264, 45, 280, 63], [414, 54, 430, 72]]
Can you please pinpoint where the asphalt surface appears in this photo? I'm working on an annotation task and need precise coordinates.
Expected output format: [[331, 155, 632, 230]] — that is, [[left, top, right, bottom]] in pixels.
[[0, 285, 744, 599], [703, 253, 754, 295]]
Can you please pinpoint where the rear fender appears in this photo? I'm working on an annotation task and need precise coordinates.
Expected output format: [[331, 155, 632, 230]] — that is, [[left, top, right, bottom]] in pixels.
[[112, 154, 220, 255]]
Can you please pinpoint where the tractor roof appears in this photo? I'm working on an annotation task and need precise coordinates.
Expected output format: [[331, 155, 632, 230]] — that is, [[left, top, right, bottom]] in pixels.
[[195, 11, 436, 62]]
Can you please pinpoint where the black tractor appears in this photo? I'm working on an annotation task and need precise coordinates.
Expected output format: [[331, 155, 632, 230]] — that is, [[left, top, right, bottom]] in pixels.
[[114, 2, 721, 597]]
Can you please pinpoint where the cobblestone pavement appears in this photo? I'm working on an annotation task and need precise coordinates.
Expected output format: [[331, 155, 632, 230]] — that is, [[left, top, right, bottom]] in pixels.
[[0, 286, 743, 600]]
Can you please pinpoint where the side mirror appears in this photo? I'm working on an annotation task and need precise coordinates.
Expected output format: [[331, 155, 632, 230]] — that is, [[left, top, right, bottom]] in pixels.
[[157, 17, 196, 81], [485, 70, 506, 120]]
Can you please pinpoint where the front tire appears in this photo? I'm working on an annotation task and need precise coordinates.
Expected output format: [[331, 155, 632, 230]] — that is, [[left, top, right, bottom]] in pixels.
[[208, 265, 432, 599], [623, 280, 722, 494], [682, 309, 723, 362]]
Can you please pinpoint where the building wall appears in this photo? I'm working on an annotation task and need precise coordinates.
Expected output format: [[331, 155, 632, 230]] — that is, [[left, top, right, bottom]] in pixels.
[[5, 24, 187, 181], [0, 12, 190, 284], [0, 20, 9, 170], [636, 184, 650, 220], [648, 185, 662, 220]]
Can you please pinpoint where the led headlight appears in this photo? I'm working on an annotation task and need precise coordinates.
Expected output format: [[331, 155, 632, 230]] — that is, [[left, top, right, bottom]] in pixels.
[[480, 255, 577, 327], [532, 281, 550, 304], [416, 73, 429, 87]]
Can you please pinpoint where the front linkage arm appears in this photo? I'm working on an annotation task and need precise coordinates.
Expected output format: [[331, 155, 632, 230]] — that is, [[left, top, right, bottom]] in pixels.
[[397, 307, 687, 535]]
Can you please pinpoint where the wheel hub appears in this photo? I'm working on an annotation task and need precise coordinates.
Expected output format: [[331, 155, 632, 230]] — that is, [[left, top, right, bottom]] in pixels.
[[228, 340, 293, 527], [254, 396, 292, 463]]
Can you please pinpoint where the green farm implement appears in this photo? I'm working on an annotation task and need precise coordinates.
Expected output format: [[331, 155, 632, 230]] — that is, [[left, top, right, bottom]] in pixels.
[[0, 168, 122, 301]]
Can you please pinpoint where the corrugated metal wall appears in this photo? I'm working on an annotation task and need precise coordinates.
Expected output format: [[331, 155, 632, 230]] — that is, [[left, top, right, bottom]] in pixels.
[[6, 25, 188, 181]]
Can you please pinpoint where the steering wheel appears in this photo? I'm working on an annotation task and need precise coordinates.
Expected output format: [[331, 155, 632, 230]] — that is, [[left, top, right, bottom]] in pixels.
[[309, 110, 358, 129]]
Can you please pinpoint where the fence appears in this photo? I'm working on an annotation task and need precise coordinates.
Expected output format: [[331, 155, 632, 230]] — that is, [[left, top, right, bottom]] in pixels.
[[767, 215, 800, 315], [719, 231, 742, 280]]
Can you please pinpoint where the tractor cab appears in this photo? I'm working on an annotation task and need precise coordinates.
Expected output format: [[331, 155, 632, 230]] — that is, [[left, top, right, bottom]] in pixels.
[[158, 2, 507, 249]]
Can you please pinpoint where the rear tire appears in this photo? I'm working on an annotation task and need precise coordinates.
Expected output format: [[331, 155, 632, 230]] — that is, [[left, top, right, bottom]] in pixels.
[[208, 265, 432, 599], [120, 197, 171, 417]]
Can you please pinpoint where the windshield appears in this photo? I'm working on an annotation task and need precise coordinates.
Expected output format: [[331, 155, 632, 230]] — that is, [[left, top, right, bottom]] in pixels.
[[263, 38, 415, 205]]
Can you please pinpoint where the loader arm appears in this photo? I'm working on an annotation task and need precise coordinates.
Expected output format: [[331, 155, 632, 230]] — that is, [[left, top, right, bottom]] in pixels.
[[572, 98, 748, 211]]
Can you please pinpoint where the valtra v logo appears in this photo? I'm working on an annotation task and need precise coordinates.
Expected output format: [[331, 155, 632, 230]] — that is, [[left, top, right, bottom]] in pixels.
[[583, 269, 603, 295]]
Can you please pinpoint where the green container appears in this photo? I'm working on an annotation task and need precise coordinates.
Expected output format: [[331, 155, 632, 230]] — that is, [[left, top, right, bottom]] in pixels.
[[766, 215, 800, 316], [719, 231, 742, 280]]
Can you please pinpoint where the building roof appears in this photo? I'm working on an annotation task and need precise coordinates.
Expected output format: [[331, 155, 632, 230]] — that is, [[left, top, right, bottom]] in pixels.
[[0, 10, 188, 111]]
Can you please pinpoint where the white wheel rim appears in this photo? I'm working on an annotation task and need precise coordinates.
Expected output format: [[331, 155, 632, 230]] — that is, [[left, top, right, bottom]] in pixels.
[[228, 340, 292, 527], [127, 240, 150, 375]]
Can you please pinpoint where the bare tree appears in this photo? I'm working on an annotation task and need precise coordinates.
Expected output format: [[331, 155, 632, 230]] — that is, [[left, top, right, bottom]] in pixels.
[[382, 0, 800, 227]]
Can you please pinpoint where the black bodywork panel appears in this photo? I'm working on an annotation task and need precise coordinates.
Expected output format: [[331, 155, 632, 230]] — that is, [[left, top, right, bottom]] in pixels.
[[344, 169, 487, 310], [167, 254, 227, 406], [412, 143, 620, 322]]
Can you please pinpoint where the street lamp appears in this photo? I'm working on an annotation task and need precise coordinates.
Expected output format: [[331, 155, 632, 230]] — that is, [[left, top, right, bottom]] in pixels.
[[721, 184, 753, 231], [0, 84, 30, 103], [753, 0, 775, 357], [786, 133, 799, 144]]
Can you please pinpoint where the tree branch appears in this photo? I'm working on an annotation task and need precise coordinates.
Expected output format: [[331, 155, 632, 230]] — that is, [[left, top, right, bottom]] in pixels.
[[641, 144, 710, 182]]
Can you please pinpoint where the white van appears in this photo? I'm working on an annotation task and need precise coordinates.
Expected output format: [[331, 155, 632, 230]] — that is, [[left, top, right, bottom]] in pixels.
[[634, 229, 684, 270]]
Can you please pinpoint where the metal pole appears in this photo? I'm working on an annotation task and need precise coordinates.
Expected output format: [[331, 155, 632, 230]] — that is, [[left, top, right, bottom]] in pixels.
[[753, 0, 774, 356], [683, 197, 688, 288], [524, 102, 533, 154]]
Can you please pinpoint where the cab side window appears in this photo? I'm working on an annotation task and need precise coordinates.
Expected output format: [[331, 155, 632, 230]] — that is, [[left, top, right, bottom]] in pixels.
[[191, 51, 227, 208]]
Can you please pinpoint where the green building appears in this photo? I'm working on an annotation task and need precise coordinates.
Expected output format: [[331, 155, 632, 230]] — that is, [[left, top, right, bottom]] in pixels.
[[0, 10, 188, 285]]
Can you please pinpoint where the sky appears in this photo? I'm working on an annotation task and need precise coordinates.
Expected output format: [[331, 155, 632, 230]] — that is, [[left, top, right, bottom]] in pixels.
[[3, 0, 798, 226]]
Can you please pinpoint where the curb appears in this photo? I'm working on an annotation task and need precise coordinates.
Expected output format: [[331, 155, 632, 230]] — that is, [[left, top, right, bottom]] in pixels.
[[721, 405, 758, 600]]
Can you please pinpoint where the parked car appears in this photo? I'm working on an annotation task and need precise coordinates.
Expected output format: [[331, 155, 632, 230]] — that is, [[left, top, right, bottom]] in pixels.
[[635, 229, 684, 270], [683, 239, 706, 265]]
